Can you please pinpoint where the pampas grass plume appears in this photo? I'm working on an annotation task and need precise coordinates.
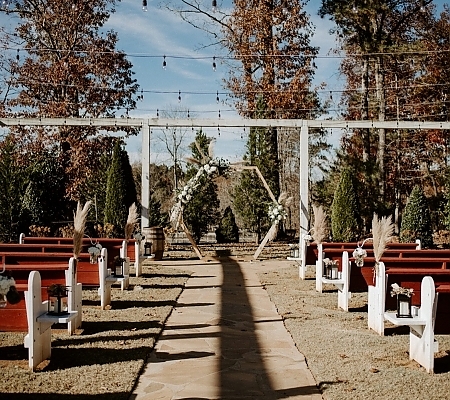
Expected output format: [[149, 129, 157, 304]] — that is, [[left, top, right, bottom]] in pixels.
[[125, 203, 139, 240], [73, 201, 92, 258], [372, 213, 394, 262], [311, 205, 328, 244]]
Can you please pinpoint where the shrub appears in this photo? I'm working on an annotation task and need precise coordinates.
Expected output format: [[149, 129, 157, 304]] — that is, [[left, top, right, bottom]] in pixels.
[[215, 206, 240, 243]]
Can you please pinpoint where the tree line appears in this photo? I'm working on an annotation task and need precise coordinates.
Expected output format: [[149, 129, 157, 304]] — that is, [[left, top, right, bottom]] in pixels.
[[2, 0, 450, 246]]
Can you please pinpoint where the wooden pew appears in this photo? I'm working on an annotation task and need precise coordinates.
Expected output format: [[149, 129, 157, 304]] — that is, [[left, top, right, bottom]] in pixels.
[[296, 240, 420, 281], [369, 263, 450, 334], [0, 257, 80, 334], [19, 234, 144, 277], [316, 248, 450, 311]]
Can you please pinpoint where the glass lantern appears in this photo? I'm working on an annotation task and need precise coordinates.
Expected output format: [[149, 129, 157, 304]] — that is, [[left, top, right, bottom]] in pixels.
[[289, 246, 299, 259], [144, 241, 152, 257], [113, 257, 124, 277], [47, 284, 69, 315], [326, 263, 339, 280], [396, 294, 412, 318]]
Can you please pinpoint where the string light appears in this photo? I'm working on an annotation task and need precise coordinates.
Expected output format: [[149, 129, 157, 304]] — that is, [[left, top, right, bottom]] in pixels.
[[16, 49, 19, 61], [218, 126, 220, 136], [212, 56, 216, 71], [216, 91, 219, 104], [212, 0, 217, 12], [162, 55, 166, 69], [178, 90, 181, 102], [156, 109, 159, 117], [142, 0, 147, 12], [218, 110, 221, 118], [187, 109, 190, 118]]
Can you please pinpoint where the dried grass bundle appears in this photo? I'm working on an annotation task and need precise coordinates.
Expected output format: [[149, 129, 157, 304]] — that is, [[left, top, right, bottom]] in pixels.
[[278, 192, 294, 208], [125, 203, 139, 240], [372, 213, 394, 262], [73, 201, 92, 258], [311, 205, 328, 244]]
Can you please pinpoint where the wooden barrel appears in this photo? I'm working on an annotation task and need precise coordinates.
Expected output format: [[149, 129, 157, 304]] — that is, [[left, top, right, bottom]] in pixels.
[[143, 227, 165, 260]]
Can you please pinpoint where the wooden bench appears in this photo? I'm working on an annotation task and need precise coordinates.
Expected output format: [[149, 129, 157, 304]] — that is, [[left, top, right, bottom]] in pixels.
[[369, 263, 450, 372], [19, 234, 147, 276], [316, 248, 450, 312], [24, 270, 78, 370], [0, 257, 80, 334], [293, 240, 420, 280]]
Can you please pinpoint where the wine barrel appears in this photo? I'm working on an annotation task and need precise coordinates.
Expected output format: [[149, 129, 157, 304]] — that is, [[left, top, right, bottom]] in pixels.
[[143, 227, 165, 260]]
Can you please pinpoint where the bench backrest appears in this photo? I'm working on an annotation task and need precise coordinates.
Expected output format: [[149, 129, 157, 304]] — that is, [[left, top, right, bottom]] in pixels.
[[19, 234, 138, 262]]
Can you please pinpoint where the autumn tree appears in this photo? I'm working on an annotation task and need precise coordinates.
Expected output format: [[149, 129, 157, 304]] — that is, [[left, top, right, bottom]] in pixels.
[[1, 0, 139, 201], [164, 0, 322, 227]]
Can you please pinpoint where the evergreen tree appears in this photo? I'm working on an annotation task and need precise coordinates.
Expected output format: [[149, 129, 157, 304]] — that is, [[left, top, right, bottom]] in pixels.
[[148, 194, 169, 228], [0, 135, 28, 242], [20, 154, 66, 230], [215, 206, 239, 244], [183, 131, 220, 244], [233, 98, 278, 243], [330, 168, 361, 242], [400, 185, 433, 248], [104, 141, 135, 237]]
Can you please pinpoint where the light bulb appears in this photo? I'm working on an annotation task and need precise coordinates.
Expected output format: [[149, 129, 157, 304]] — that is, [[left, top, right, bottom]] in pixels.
[[142, 0, 147, 11], [212, 0, 217, 12], [216, 91, 219, 104], [212, 56, 217, 71], [162, 55, 166, 69]]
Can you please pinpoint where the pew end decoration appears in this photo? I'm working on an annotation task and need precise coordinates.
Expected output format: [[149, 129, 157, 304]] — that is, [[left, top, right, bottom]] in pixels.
[[125, 203, 139, 241], [311, 204, 328, 245], [372, 213, 394, 277], [73, 201, 92, 259]]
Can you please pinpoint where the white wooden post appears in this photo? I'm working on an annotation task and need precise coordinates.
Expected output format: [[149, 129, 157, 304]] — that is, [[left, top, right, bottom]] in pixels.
[[368, 261, 387, 335], [337, 251, 351, 311], [98, 248, 111, 309], [299, 121, 309, 242], [141, 122, 150, 230], [134, 239, 142, 277], [67, 257, 82, 334], [120, 241, 130, 290], [315, 243, 324, 292]]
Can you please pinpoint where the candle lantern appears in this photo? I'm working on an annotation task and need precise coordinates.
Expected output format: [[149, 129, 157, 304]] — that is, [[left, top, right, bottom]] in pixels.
[[113, 256, 124, 277], [289, 245, 299, 259], [144, 241, 152, 257], [396, 294, 412, 318], [325, 262, 339, 279], [47, 284, 69, 315]]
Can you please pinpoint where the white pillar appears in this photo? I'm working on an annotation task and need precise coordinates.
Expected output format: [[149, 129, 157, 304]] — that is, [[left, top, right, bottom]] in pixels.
[[299, 121, 309, 238], [141, 122, 150, 229]]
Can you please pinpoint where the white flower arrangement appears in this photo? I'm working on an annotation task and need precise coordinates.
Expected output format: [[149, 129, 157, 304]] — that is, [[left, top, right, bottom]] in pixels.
[[323, 258, 338, 266], [390, 283, 414, 298], [88, 243, 102, 264], [177, 159, 225, 205], [0, 275, 16, 296], [352, 247, 367, 267], [268, 203, 287, 224], [133, 232, 144, 241]]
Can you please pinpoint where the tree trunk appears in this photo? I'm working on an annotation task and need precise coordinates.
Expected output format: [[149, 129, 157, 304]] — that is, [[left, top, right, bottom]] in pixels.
[[361, 55, 370, 162], [375, 55, 386, 202]]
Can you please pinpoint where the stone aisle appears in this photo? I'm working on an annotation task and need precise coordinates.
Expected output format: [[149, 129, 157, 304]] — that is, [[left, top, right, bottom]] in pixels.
[[130, 257, 323, 399]]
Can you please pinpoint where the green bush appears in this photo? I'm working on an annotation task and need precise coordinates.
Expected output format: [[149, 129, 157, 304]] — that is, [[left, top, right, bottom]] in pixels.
[[400, 185, 433, 248], [215, 206, 239, 243]]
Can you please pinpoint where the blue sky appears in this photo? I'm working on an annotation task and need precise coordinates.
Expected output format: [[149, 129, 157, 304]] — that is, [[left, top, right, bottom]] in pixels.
[[104, 0, 340, 164], [1, 1, 448, 165]]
